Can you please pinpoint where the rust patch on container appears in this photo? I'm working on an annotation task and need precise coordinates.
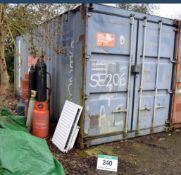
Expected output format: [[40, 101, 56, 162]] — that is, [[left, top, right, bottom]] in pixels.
[[78, 5, 88, 149], [89, 115, 99, 128], [176, 103, 181, 111], [80, 5, 87, 21], [79, 34, 85, 42]]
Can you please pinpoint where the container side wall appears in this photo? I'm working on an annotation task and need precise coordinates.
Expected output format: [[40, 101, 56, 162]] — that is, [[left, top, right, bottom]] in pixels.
[[31, 16, 64, 121], [54, 10, 84, 121], [15, 9, 84, 122], [25, 10, 84, 121]]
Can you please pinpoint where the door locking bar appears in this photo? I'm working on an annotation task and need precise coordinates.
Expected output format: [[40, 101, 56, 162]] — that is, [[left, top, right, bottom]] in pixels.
[[136, 17, 148, 135], [124, 14, 135, 136], [151, 20, 163, 132]]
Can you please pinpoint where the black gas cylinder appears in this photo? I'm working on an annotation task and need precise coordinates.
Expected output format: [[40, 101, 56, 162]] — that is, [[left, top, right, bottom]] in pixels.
[[29, 65, 36, 99], [35, 57, 47, 101]]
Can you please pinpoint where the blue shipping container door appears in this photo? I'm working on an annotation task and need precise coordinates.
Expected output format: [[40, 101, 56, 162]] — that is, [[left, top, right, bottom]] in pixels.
[[84, 4, 177, 146]]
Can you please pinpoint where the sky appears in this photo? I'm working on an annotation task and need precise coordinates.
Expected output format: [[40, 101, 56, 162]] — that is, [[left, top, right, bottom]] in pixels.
[[154, 4, 181, 19], [105, 4, 181, 19]]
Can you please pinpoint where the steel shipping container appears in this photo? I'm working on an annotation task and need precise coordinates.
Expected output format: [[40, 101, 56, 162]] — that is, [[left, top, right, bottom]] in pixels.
[[172, 21, 181, 128], [15, 4, 178, 148]]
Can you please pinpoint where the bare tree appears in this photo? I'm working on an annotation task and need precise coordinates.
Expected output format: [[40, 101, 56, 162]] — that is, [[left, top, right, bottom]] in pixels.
[[0, 3, 78, 94], [0, 5, 9, 94], [116, 4, 158, 14]]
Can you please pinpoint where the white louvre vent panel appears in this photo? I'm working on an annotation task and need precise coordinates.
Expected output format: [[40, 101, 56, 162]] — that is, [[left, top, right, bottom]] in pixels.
[[69, 126, 80, 150], [52, 101, 83, 153]]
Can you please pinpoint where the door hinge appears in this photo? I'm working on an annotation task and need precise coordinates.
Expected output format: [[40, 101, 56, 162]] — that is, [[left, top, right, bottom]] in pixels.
[[83, 94, 88, 100]]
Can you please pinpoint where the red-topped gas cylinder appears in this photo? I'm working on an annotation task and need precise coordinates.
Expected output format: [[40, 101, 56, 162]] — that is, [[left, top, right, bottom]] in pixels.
[[32, 101, 49, 138], [22, 73, 29, 100]]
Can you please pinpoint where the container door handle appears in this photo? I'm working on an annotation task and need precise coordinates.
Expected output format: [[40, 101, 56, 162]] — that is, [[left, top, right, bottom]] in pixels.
[[139, 106, 151, 111], [156, 104, 165, 109], [112, 108, 127, 113]]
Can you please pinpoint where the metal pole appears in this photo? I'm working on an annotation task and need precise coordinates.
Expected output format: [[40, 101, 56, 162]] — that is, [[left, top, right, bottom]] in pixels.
[[124, 15, 134, 136], [151, 21, 162, 132], [136, 17, 147, 135]]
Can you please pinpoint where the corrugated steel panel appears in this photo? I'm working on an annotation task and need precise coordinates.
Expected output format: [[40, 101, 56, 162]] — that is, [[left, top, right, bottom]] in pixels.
[[15, 4, 178, 147], [15, 10, 85, 123]]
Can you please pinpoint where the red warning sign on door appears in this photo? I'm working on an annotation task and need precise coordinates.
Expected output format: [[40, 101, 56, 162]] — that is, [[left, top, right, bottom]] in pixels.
[[96, 32, 115, 47]]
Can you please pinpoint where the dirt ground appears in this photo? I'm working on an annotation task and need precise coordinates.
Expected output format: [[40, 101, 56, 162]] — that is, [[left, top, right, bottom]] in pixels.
[[1, 87, 181, 175], [48, 131, 181, 175], [0, 86, 18, 113]]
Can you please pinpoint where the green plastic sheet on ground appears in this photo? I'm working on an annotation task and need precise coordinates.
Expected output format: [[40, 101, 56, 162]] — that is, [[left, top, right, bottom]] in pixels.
[[0, 108, 65, 175], [0, 107, 27, 132]]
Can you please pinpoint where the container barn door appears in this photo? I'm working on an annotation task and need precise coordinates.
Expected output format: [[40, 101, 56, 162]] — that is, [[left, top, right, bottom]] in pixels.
[[132, 18, 176, 135], [84, 13, 137, 145]]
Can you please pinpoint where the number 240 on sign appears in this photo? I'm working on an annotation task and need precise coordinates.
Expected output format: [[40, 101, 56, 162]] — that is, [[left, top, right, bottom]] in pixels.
[[96, 154, 118, 172]]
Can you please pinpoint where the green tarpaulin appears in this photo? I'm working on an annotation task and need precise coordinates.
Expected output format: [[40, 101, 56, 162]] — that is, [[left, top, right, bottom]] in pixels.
[[0, 108, 27, 132], [0, 108, 64, 175]]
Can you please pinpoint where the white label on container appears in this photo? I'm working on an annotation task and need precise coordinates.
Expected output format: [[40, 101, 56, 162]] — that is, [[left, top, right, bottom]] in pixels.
[[96, 154, 118, 172], [120, 35, 125, 45]]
